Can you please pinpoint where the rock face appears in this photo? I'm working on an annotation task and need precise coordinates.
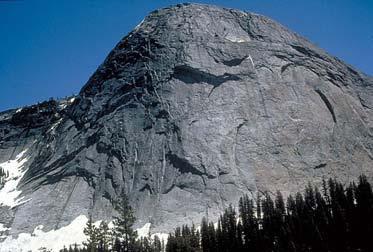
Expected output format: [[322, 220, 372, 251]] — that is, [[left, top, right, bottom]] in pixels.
[[0, 3, 373, 245]]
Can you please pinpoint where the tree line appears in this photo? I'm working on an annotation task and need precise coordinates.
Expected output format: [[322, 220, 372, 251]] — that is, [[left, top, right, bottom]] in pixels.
[[58, 175, 373, 252], [167, 175, 373, 252]]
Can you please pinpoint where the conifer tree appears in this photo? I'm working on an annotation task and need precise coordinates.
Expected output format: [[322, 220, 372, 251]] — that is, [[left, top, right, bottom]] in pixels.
[[112, 190, 137, 252], [274, 191, 287, 252], [201, 218, 217, 252], [97, 221, 111, 252], [220, 205, 239, 252], [201, 217, 210, 252], [165, 233, 174, 252], [354, 175, 373, 251], [83, 215, 99, 252], [152, 235, 162, 252], [216, 220, 224, 252], [262, 192, 275, 251], [313, 187, 329, 252], [190, 224, 201, 251], [239, 195, 258, 252]]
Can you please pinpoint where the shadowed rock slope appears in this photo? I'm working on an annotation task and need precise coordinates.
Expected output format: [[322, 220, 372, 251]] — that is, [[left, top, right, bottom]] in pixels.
[[0, 3, 372, 240]]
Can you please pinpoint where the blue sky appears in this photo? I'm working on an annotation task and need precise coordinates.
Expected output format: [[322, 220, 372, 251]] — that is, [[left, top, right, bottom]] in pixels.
[[0, 0, 372, 111]]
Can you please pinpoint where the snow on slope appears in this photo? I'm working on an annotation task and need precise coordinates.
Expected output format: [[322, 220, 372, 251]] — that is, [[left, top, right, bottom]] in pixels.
[[0, 215, 89, 252], [136, 223, 169, 246], [0, 150, 30, 208], [225, 35, 250, 43], [137, 223, 151, 237], [0, 149, 169, 251], [0, 217, 168, 251]]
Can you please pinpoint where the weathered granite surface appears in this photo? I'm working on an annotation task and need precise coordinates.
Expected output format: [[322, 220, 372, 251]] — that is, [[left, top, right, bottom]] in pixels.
[[0, 3, 372, 237]]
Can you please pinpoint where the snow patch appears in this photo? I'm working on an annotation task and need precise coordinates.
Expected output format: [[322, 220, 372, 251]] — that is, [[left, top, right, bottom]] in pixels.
[[0, 224, 9, 233], [136, 223, 168, 244], [137, 223, 151, 238], [59, 104, 67, 110], [0, 215, 89, 252], [225, 35, 250, 43], [58, 97, 76, 110], [48, 118, 63, 132], [0, 150, 29, 208], [15, 108, 22, 113], [58, 97, 75, 110], [134, 18, 145, 31], [0, 224, 10, 240], [0, 216, 170, 251]]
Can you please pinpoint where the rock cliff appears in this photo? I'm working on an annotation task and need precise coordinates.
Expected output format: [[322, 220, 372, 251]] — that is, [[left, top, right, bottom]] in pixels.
[[0, 3, 372, 250]]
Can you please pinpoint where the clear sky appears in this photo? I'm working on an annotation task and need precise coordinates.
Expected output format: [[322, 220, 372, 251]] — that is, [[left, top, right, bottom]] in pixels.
[[0, 0, 372, 111]]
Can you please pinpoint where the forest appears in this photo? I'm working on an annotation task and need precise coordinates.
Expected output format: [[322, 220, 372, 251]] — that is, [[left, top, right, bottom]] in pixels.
[[58, 175, 373, 252]]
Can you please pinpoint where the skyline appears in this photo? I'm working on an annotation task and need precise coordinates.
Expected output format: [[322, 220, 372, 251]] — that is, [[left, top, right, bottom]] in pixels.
[[0, 0, 372, 111]]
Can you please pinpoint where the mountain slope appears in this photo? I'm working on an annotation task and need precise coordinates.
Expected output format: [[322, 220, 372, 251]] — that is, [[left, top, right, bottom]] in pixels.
[[0, 3, 372, 250]]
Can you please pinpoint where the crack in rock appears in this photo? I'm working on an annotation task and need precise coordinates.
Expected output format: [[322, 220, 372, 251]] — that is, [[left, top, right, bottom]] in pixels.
[[314, 163, 327, 169]]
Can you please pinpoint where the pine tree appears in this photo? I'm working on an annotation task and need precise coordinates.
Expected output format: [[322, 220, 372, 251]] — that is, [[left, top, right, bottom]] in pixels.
[[313, 187, 330, 252], [201, 217, 210, 252], [112, 190, 138, 252], [346, 182, 358, 250], [239, 195, 258, 252], [328, 179, 349, 251], [274, 191, 287, 252], [113, 237, 122, 252], [208, 222, 217, 252], [216, 220, 224, 252], [165, 233, 175, 252], [190, 224, 201, 251], [60, 246, 69, 252], [152, 235, 162, 252], [83, 215, 99, 252], [236, 221, 244, 252], [97, 221, 111, 252], [354, 175, 373, 251], [220, 205, 239, 252], [73, 244, 80, 252]]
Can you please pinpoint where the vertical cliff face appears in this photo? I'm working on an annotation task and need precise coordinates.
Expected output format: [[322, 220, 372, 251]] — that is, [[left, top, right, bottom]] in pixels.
[[0, 3, 372, 249]]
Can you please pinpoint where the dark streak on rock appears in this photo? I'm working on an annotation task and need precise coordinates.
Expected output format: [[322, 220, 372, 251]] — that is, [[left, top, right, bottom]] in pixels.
[[315, 89, 337, 123], [281, 63, 293, 74], [172, 65, 240, 86], [314, 163, 327, 169], [166, 152, 204, 176], [222, 57, 246, 67]]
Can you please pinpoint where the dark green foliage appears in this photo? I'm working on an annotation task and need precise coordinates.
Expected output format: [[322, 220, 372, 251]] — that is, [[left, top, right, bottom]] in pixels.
[[83, 215, 99, 252], [97, 221, 111, 252], [59, 175, 373, 252], [201, 218, 217, 252], [166, 175, 373, 252], [61, 191, 163, 252], [166, 225, 201, 252], [112, 190, 137, 252], [239, 195, 258, 252]]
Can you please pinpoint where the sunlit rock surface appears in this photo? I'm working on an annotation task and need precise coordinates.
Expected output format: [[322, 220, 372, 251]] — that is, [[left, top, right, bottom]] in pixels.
[[0, 3, 372, 250]]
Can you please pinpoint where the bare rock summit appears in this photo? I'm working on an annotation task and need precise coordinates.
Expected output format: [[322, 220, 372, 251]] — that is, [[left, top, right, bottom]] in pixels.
[[0, 3, 372, 249]]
